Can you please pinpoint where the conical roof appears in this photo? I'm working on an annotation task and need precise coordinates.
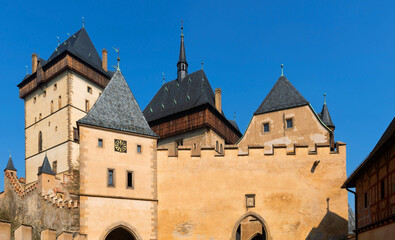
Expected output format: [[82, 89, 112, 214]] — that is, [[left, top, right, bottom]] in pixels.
[[78, 70, 157, 137], [178, 28, 187, 65], [319, 103, 335, 128], [254, 76, 309, 115], [38, 155, 55, 175], [4, 155, 16, 171]]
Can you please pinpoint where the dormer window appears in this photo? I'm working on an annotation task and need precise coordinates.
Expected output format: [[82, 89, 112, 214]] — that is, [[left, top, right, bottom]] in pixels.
[[286, 118, 293, 129]]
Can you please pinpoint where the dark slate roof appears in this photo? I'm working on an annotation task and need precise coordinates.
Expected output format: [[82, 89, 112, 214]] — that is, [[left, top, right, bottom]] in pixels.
[[228, 119, 240, 132], [319, 103, 335, 128], [4, 155, 16, 171], [143, 69, 216, 122], [45, 27, 109, 76], [38, 155, 55, 175], [343, 117, 395, 188], [78, 70, 157, 137], [254, 76, 309, 115]]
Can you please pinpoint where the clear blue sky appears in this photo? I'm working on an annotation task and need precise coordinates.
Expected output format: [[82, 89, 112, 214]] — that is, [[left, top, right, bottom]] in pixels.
[[0, 0, 394, 211]]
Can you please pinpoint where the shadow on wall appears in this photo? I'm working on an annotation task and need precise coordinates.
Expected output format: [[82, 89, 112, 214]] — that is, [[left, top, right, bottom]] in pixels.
[[306, 210, 348, 240]]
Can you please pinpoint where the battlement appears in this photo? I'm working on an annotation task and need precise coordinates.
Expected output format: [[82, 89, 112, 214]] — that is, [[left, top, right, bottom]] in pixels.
[[158, 141, 346, 158], [0, 221, 86, 240], [4, 171, 38, 198]]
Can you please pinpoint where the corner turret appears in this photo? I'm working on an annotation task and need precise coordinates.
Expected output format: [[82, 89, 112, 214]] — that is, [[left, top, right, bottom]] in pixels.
[[37, 154, 56, 194], [4, 154, 17, 172]]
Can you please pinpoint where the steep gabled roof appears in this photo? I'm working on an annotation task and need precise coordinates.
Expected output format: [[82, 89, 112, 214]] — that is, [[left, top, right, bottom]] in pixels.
[[319, 103, 335, 128], [46, 27, 109, 76], [4, 155, 16, 171], [254, 76, 309, 115], [78, 70, 157, 137], [38, 155, 55, 175], [143, 69, 216, 122]]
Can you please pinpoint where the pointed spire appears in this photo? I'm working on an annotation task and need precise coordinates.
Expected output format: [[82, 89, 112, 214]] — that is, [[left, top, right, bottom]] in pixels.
[[82, 16, 85, 28], [38, 153, 55, 175], [320, 94, 335, 128], [177, 20, 188, 81], [4, 154, 17, 172]]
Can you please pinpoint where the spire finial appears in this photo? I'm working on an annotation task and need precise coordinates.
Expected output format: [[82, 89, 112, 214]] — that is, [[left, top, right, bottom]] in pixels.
[[56, 36, 60, 46], [113, 47, 120, 70], [281, 64, 284, 76], [82, 16, 85, 28], [9, 150, 11, 158], [162, 72, 165, 85], [181, 19, 184, 37], [324, 93, 326, 104], [25, 65, 28, 75], [201, 59, 204, 70], [234, 112, 236, 121]]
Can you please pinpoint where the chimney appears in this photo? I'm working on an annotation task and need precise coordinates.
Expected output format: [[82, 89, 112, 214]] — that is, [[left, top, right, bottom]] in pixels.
[[102, 49, 108, 72], [215, 88, 222, 113], [32, 53, 38, 73]]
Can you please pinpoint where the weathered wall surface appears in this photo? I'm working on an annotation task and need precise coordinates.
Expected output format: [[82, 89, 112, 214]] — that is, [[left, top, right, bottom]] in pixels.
[[238, 105, 330, 152], [79, 125, 158, 239], [0, 173, 79, 240], [157, 144, 348, 240], [358, 223, 395, 240]]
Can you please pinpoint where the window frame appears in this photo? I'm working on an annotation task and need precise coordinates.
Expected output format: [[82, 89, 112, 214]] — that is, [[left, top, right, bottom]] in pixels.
[[107, 168, 115, 187], [263, 122, 270, 133], [137, 145, 142, 153], [286, 118, 294, 129], [98, 138, 103, 148], [126, 171, 134, 189]]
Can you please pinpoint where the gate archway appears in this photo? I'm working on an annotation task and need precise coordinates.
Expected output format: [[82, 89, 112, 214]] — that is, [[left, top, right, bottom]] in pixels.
[[231, 212, 272, 240], [101, 222, 143, 240]]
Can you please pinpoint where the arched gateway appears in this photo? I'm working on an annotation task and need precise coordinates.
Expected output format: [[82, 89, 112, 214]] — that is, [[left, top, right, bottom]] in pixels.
[[231, 212, 272, 240], [104, 225, 141, 240]]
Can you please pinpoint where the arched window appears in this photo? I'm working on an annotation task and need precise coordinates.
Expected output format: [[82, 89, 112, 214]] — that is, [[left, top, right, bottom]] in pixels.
[[220, 144, 223, 154], [216, 141, 219, 152], [58, 96, 61, 109], [38, 131, 43, 152], [50, 100, 54, 113]]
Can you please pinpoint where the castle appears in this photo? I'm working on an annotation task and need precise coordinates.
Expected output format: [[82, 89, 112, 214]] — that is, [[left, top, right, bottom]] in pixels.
[[0, 26, 348, 240]]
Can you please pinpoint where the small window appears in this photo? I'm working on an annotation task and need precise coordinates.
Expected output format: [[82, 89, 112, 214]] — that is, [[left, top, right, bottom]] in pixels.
[[50, 100, 54, 113], [220, 144, 223, 153], [54, 84, 57, 91], [52, 161, 57, 174], [176, 139, 183, 147], [108, 169, 115, 187], [39, 113, 42, 120], [127, 171, 133, 188], [381, 180, 385, 199], [35, 117, 37, 123], [85, 100, 90, 112], [216, 141, 219, 151], [364, 192, 367, 208], [33, 96, 36, 103], [55, 126, 58, 132], [98, 139, 103, 148], [58, 96, 62, 109], [193, 143, 197, 150], [38, 131, 43, 152], [263, 123, 269, 132], [137, 145, 141, 153], [43, 90, 46, 97], [286, 118, 293, 128], [87, 86, 92, 94]]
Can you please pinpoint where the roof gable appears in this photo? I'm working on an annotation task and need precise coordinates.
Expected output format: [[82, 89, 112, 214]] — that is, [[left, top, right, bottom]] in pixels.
[[143, 69, 216, 122], [254, 76, 309, 115], [78, 70, 157, 137]]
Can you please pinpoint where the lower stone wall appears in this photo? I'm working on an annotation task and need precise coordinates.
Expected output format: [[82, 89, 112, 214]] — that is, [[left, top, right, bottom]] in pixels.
[[0, 176, 80, 240], [359, 223, 395, 240]]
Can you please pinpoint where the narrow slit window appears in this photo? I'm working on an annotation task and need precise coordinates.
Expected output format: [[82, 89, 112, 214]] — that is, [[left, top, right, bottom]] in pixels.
[[286, 118, 293, 128], [54, 83, 57, 91], [127, 171, 133, 188], [381, 180, 385, 199], [87, 86, 92, 94], [137, 145, 141, 153], [50, 100, 54, 113], [263, 123, 269, 132], [85, 100, 90, 112], [52, 161, 57, 174], [98, 139, 103, 148], [364, 192, 367, 208], [108, 169, 114, 187]]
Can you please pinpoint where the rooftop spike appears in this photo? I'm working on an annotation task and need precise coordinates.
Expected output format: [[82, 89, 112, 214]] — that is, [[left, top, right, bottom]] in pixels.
[[4, 154, 17, 171], [82, 16, 85, 28], [113, 47, 120, 70], [38, 153, 55, 175], [281, 64, 284, 76], [162, 72, 165, 85], [177, 21, 188, 80], [319, 94, 335, 128]]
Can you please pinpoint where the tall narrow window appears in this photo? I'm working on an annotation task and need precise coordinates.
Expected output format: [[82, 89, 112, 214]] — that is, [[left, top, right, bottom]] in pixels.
[[53, 83, 57, 91], [58, 96, 62, 109], [50, 100, 54, 113], [127, 171, 133, 188], [108, 169, 114, 187], [85, 100, 90, 112], [38, 131, 43, 152], [52, 161, 57, 174], [286, 118, 293, 128], [263, 123, 269, 132], [216, 141, 219, 152], [39, 113, 42, 120], [137, 145, 141, 153], [220, 144, 223, 154], [87, 86, 92, 94], [364, 192, 367, 208], [98, 139, 103, 147]]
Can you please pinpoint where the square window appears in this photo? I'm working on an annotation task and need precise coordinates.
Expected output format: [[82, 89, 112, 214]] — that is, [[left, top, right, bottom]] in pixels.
[[263, 123, 269, 132], [108, 169, 114, 187], [286, 118, 293, 128], [98, 139, 103, 147], [137, 145, 141, 153], [127, 171, 133, 188], [245, 194, 255, 208]]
